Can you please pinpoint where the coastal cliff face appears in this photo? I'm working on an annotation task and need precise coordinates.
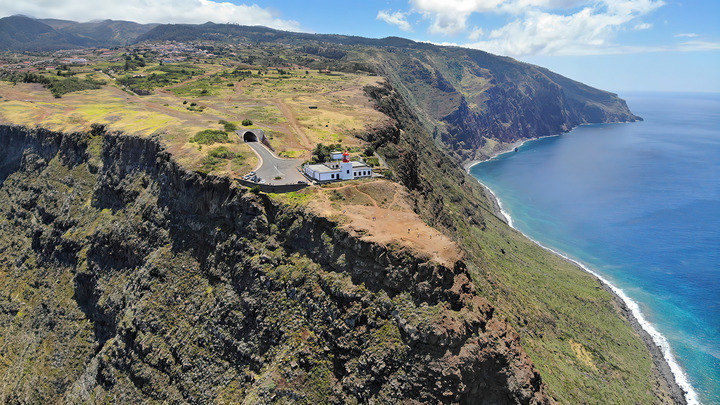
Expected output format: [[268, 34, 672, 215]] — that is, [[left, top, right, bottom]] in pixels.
[[363, 83, 682, 404], [373, 47, 641, 162], [0, 125, 549, 403]]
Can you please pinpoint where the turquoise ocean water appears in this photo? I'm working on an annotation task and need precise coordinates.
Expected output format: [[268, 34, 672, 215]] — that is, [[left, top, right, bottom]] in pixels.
[[470, 92, 719, 404]]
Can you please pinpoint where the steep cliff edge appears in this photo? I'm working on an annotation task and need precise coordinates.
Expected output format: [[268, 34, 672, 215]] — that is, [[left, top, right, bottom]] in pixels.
[[0, 125, 549, 403], [363, 83, 682, 404]]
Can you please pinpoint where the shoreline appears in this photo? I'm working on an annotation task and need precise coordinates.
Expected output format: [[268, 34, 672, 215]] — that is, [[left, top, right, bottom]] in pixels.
[[468, 132, 698, 404], [463, 121, 640, 171]]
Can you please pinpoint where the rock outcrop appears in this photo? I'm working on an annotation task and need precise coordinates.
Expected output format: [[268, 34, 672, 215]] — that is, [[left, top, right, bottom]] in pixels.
[[0, 125, 549, 403]]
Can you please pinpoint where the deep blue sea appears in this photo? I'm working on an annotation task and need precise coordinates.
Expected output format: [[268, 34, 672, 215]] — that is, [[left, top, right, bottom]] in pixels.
[[470, 92, 719, 404]]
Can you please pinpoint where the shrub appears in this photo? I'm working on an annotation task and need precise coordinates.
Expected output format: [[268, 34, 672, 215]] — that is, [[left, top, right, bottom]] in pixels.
[[12, 72, 103, 98], [207, 146, 237, 159], [241, 119, 253, 126], [365, 157, 380, 167], [190, 129, 229, 145], [312, 143, 341, 163], [219, 120, 237, 132], [364, 146, 375, 157]]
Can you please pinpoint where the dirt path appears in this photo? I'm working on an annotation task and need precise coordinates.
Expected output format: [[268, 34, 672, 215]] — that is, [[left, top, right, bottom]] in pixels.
[[354, 188, 379, 207], [272, 98, 312, 148]]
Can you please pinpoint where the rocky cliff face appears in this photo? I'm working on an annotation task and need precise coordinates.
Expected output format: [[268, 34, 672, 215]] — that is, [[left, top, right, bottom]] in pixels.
[[0, 125, 549, 403], [373, 47, 641, 162]]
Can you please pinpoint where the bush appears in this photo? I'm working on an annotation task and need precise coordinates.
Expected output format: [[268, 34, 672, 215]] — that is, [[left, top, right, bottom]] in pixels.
[[365, 157, 380, 167], [190, 129, 229, 145], [207, 146, 237, 159], [312, 143, 341, 163], [241, 119, 253, 126], [10, 72, 103, 98], [364, 146, 375, 157], [219, 120, 237, 132]]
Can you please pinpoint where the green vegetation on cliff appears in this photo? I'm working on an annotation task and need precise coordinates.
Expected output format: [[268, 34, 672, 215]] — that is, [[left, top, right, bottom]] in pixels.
[[362, 83, 678, 403], [0, 126, 548, 403]]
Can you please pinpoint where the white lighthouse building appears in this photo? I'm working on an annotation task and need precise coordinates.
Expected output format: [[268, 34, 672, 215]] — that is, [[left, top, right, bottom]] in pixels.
[[303, 150, 373, 182]]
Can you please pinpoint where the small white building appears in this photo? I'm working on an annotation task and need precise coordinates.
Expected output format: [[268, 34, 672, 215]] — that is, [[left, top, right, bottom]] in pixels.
[[303, 151, 373, 182]]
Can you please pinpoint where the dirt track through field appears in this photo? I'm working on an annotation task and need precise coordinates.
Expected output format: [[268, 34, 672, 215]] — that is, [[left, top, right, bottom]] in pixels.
[[272, 98, 312, 148]]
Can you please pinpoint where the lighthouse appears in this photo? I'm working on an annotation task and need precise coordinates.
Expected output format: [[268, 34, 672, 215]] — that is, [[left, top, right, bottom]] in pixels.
[[302, 149, 373, 182], [340, 150, 353, 180]]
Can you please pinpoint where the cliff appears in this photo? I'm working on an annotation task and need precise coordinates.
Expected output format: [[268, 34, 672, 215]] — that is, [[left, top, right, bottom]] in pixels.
[[362, 83, 682, 404], [0, 125, 549, 403]]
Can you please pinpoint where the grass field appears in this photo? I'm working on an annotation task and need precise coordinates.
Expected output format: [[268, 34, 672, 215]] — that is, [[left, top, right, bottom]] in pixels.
[[0, 61, 386, 178]]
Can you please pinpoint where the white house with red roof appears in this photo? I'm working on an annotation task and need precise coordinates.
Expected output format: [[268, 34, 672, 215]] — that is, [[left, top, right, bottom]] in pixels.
[[303, 150, 373, 182]]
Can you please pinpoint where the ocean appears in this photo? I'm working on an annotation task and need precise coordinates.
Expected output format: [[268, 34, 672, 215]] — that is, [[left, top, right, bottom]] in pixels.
[[469, 92, 719, 404]]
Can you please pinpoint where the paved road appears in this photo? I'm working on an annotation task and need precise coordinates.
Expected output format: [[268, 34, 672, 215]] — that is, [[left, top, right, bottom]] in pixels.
[[243, 139, 306, 185]]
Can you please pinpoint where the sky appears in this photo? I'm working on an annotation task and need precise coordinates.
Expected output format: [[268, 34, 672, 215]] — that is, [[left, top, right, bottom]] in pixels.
[[2, 0, 719, 93]]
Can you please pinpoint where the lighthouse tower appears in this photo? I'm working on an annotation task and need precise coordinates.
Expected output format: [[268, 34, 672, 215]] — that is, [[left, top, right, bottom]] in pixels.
[[339, 150, 353, 180]]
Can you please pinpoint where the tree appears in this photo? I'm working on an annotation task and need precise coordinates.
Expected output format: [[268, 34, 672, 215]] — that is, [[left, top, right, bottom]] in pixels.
[[312, 143, 341, 163]]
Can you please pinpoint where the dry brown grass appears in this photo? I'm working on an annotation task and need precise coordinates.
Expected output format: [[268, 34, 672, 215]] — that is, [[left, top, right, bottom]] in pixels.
[[285, 179, 461, 267]]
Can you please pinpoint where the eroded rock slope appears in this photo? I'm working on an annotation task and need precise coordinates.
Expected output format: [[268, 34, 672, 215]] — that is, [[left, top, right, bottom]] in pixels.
[[0, 125, 549, 404]]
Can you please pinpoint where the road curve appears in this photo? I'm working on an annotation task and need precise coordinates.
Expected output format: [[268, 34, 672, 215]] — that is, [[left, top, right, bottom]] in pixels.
[[238, 134, 306, 185]]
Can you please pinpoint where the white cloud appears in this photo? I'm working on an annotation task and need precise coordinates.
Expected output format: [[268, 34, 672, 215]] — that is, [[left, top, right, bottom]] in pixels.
[[674, 33, 698, 38], [377, 9, 413, 32], [468, 26, 484, 40], [0, 0, 301, 30], [676, 40, 720, 52], [408, 0, 666, 55]]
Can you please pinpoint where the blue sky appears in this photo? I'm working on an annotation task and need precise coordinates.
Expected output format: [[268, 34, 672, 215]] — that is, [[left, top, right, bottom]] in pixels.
[[6, 0, 719, 93]]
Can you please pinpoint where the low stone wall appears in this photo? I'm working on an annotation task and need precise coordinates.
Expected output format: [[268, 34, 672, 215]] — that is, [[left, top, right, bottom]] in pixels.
[[237, 178, 308, 193]]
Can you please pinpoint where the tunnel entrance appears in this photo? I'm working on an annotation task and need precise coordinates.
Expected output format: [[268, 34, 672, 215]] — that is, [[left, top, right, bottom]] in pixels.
[[243, 131, 258, 142]]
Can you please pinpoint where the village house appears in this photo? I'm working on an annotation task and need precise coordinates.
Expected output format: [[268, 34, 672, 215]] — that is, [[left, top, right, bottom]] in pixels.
[[303, 151, 373, 182]]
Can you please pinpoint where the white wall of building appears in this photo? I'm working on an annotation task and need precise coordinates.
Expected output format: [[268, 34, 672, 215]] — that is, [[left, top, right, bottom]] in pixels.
[[340, 161, 354, 180], [303, 162, 373, 182]]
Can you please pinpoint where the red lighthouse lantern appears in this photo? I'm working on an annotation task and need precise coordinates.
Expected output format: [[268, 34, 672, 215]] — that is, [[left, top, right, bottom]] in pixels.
[[342, 150, 350, 162]]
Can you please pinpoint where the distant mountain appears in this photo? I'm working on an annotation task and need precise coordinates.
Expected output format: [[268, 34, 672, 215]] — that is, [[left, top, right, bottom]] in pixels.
[[0, 18, 639, 160], [41, 19, 157, 47], [0, 15, 93, 51], [136, 21, 439, 49], [0, 16, 155, 51]]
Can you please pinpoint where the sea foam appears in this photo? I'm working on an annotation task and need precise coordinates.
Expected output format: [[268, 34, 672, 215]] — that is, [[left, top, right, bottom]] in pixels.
[[478, 180, 700, 404]]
